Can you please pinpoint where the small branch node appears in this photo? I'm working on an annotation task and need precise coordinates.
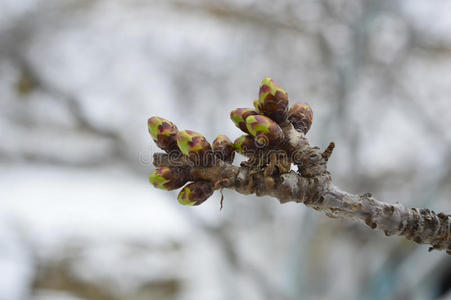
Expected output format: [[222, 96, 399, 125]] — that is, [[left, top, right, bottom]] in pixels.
[[322, 142, 335, 161]]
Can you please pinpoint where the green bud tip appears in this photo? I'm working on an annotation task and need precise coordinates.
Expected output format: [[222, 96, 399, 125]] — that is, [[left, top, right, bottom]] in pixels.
[[149, 167, 187, 191], [255, 78, 289, 124], [213, 134, 230, 146], [245, 115, 284, 145], [233, 135, 247, 153], [149, 168, 171, 190], [233, 135, 257, 155], [230, 108, 259, 133], [178, 185, 196, 206], [245, 115, 271, 137], [176, 130, 211, 156], [177, 181, 214, 206], [253, 99, 260, 112], [258, 77, 287, 106], [148, 117, 178, 141]]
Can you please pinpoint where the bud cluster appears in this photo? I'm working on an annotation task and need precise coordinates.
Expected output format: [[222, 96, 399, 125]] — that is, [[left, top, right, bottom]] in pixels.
[[148, 116, 234, 206], [229, 78, 314, 157], [147, 77, 315, 207]]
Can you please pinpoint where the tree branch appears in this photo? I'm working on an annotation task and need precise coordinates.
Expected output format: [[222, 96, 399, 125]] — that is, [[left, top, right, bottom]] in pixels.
[[152, 122, 451, 254]]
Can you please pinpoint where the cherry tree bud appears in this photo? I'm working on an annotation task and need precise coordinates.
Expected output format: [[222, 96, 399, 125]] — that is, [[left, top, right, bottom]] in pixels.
[[230, 108, 259, 134], [288, 102, 313, 134], [253, 99, 260, 112], [177, 181, 214, 206], [149, 167, 188, 191], [148, 116, 179, 152], [245, 115, 284, 146], [256, 77, 289, 124], [212, 134, 235, 163], [233, 135, 259, 156], [176, 130, 213, 166]]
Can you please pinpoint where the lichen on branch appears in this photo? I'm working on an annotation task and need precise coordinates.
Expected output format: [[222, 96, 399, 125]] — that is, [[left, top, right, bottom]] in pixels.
[[148, 77, 451, 255]]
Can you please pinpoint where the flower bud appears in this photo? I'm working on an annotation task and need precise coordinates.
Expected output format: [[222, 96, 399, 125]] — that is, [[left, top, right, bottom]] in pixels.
[[245, 115, 284, 146], [233, 135, 259, 156], [149, 167, 188, 191], [177, 181, 214, 206], [257, 77, 289, 124], [212, 134, 235, 163], [148, 117, 179, 152], [288, 102, 313, 134], [253, 99, 260, 112], [230, 108, 259, 134], [176, 130, 213, 166]]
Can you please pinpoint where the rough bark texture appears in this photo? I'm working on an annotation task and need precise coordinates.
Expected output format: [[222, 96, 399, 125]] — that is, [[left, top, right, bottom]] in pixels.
[[153, 123, 451, 254]]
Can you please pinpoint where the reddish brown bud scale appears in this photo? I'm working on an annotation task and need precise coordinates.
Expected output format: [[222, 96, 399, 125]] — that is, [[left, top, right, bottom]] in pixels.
[[148, 117, 179, 153], [288, 102, 313, 134], [230, 108, 259, 134], [178, 181, 214, 206], [253, 99, 260, 112], [245, 115, 284, 146], [149, 167, 188, 191], [176, 130, 214, 166], [257, 78, 289, 124], [233, 134, 262, 157], [212, 134, 235, 163]]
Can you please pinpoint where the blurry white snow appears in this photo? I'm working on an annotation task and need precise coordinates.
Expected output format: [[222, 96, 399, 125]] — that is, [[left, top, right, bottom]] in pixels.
[[0, 0, 36, 30], [0, 163, 200, 298], [32, 290, 86, 300], [403, 0, 451, 45], [0, 164, 192, 249], [0, 214, 34, 300]]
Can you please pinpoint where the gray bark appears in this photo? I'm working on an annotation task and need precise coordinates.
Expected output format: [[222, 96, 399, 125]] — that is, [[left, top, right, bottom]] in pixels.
[[153, 123, 451, 254]]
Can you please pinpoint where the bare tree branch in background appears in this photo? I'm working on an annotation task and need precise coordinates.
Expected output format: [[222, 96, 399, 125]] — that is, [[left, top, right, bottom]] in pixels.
[[149, 78, 451, 255]]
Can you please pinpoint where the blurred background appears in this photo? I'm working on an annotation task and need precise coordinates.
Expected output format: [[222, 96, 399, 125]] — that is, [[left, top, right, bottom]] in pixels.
[[1, 0, 451, 299]]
